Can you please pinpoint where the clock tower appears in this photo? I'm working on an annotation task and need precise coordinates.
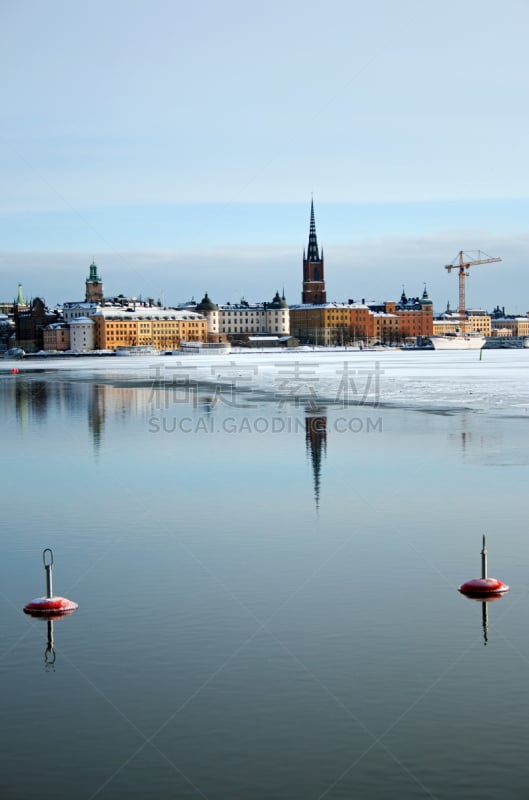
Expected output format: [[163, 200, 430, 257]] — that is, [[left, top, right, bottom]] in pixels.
[[85, 261, 103, 303]]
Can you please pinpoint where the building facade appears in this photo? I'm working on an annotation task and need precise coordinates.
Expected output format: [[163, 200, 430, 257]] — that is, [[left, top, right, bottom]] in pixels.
[[14, 298, 60, 352], [70, 317, 96, 351], [433, 310, 492, 336], [491, 316, 529, 337], [43, 324, 70, 351], [218, 292, 290, 340], [62, 302, 100, 322], [290, 303, 375, 345], [290, 294, 433, 346], [91, 306, 208, 351]]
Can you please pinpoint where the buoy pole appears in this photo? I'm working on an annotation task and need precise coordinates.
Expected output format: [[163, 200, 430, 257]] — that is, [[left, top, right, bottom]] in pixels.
[[24, 549, 78, 616], [459, 535, 508, 596], [43, 548, 53, 598]]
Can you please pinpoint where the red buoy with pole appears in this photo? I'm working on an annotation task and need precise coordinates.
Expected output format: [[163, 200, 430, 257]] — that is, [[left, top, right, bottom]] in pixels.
[[23, 549, 78, 616], [459, 536, 509, 596]]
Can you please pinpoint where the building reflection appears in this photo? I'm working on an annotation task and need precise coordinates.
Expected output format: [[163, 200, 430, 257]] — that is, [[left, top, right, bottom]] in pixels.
[[9, 379, 333, 493], [87, 385, 106, 453], [305, 409, 327, 510], [448, 412, 528, 465]]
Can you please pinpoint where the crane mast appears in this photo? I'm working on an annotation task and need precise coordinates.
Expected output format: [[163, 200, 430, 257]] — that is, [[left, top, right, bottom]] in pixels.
[[445, 251, 501, 331]]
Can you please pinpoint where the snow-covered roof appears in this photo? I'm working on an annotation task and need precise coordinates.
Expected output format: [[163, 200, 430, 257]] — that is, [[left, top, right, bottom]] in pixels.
[[492, 317, 529, 322], [70, 317, 95, 324], [289, 302, 369, 310], [92, 307, 205, 321], [63, 301, 99, 309]]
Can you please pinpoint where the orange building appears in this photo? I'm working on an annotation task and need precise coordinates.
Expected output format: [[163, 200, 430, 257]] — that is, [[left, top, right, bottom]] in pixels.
[[290, 293, 433, 346], [91, 307, 208, 351], [289, 303, 376, 345]]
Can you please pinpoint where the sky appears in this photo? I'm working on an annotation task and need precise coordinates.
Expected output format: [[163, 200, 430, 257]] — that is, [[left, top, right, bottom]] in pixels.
[[1, 0, 528, 313]]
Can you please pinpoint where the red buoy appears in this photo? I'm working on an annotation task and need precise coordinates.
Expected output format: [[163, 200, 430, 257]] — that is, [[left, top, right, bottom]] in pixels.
[[24, 596, 78, 616], [458, 577, 509, 595], [458, 536, 509, 596], [23, 549, 78, 618]]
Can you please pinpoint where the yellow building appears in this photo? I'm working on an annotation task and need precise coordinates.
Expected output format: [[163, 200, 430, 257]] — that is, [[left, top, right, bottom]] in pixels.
[[432, 318, 461, 336], [433, 311, 491, 336], [290, 303, 375, 345], [491, 317, 529, 337], [290, 296, 432, 346], [92, 307, 208, 351], [467, 312, 492, 336]]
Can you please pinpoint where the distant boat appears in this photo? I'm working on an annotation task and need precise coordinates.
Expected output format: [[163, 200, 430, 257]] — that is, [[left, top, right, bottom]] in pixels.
[[430, 329, 485, 350], [4, 347, 25, 359], [177, 341, 231, 355], [114, 345, 159, 356]]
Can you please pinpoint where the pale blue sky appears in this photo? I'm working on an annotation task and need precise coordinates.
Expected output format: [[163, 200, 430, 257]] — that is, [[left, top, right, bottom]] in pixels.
[[1, 0, 528, 311]]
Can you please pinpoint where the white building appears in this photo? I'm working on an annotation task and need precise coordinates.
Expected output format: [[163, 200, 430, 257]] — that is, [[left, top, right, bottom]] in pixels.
[[218, 292, 289, 338], [62, 301, 100, 323], [70, 317, 95, 351], [181, 292, 290, 340]]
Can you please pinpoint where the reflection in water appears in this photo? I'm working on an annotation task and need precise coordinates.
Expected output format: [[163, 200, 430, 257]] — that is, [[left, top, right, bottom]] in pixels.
[[14, 380, 48, 427], [305, 410, 327, 510], [9, 378, 331, 506], [448, 412, 527, 465], [462, 594, 503, 646], [45, 619, 56, 670], [482, 602, 488, 645], [87, 385, 106, 452]]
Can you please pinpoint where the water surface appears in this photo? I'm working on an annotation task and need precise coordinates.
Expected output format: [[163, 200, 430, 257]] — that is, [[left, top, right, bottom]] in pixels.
[[1, 354, 529, 799]]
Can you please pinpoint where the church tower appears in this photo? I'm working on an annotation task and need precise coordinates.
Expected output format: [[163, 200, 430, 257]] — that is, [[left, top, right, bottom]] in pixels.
[[85, 261, 103, 303], [302, 199, 326, 304]]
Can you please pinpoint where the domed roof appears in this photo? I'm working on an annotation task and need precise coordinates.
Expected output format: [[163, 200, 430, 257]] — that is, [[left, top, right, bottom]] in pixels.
[[421, 286, 433, 305], [269, 291, 288, 309], [196, 292, 218, 312]]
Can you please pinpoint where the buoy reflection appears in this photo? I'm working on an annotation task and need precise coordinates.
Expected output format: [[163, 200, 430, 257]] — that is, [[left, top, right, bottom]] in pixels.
[[460, 593, 504, 646], [45, 619, 56, 670]]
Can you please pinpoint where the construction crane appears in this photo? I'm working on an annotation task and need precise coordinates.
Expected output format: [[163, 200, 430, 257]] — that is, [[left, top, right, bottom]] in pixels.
[[445, 250, 501, 330]]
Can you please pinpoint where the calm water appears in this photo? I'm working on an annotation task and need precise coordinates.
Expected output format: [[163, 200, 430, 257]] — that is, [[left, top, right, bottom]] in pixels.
[[2, 355, 529, 799]]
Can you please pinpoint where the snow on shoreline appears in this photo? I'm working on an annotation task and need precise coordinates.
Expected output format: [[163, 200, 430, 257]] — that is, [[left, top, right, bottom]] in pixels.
[[2, 349, 529, 415]]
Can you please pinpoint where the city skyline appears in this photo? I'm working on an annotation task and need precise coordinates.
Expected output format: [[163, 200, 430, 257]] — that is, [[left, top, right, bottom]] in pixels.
[[1, 0, 528, 311]]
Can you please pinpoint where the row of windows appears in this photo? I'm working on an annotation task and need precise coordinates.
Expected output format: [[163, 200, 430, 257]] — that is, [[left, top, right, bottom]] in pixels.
[[221, 326, 285, 333], [221, 311, 286, 317]]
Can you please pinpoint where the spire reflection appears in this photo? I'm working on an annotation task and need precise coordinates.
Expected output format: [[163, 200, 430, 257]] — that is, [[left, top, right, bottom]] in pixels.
[[305, 408, 327, 511]]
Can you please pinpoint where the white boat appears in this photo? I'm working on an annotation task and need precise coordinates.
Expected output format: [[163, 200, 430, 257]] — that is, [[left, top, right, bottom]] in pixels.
[[177, 341, 231, 355], [114, 345, 159, 356], [430, 329, 485, 350]]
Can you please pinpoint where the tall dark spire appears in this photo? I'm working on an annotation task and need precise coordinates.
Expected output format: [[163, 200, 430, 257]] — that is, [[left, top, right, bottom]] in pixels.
[[307, 198, 320, 262], [302, 197, 326, 305]]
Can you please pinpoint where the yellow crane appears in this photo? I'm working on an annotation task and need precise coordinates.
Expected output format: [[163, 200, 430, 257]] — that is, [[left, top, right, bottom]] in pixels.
[[445, 250, 501, 330]]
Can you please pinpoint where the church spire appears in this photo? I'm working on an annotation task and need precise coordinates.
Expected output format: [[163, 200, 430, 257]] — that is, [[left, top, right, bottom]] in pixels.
[[302, 197, 326, 305], [307, 197, 320, 262]]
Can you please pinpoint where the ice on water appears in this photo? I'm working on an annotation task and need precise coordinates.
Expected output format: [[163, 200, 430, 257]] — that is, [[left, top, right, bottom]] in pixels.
[[4, 349, 529, 415]]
